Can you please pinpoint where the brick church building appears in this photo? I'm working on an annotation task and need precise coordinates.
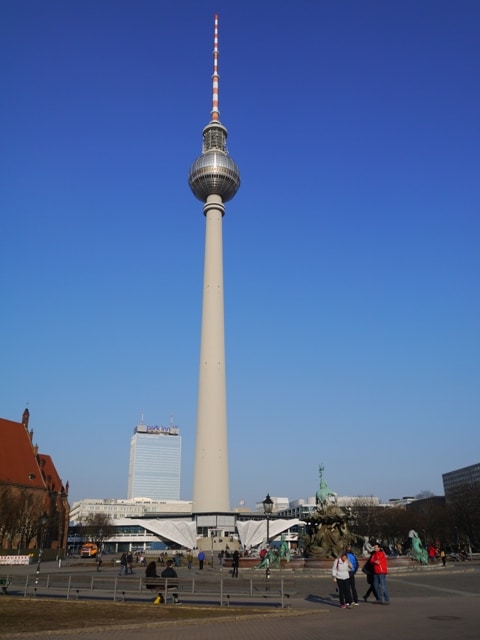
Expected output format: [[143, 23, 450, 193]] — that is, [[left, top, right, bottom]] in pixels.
[[0, 409, 69, 553]]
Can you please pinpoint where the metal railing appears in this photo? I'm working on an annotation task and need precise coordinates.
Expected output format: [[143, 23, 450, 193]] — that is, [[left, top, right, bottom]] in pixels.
[[15, 573, 295, 607]]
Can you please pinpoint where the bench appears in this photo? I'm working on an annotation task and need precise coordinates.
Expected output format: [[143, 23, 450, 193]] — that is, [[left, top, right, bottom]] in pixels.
[[0, 577, 11, 594], [143, 577, 180, 604]]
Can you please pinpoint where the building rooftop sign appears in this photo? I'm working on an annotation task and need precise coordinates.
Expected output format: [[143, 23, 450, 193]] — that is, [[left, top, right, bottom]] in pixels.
[[135, 424, 180, 436]]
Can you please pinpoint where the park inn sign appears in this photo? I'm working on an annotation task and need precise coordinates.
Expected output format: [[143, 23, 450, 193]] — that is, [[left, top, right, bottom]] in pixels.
[[135, 424, 180, 436]]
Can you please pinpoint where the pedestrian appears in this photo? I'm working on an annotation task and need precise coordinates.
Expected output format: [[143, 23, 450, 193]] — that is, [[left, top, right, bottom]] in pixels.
[[346, 545, 359, 605], [332, 552, 353, 608], [440, 549, 447, 566], [361, 552, 379, 602], [186, 551, 193, 570], [119, 551, 128, 576], [371, 543, 390, 604], [231, 550, 240, 578], [126, 551, 134, 574], [161, 559, 179, 604], [145, 561, 159, 586], [197, 550, 205, 570]]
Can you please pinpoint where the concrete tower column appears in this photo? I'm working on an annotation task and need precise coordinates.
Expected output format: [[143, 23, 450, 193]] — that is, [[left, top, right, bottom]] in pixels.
[[193, 194, 229, 512]]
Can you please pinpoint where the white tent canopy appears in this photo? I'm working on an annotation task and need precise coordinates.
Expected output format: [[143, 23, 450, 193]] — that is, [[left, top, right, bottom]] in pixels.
[[108, 517, 302, 550], [113, 518, 198, 549], [236, 519, 303, 549]]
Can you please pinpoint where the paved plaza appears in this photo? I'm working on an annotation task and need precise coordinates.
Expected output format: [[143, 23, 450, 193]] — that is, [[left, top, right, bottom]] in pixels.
[[1, 561, 479, 639]]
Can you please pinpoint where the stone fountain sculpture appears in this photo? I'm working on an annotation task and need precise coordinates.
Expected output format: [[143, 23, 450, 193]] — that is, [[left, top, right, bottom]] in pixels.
[[300, 465, 358, 559]]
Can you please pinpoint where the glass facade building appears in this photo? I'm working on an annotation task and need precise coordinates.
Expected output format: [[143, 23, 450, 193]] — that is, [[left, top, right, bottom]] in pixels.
[[127, 424, 181, 501], [442, 462, 480, 502]]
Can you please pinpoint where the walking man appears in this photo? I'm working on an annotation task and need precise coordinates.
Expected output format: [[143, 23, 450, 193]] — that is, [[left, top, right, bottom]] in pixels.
[[231, 550, 240, 578], [371, 543, 390, 604], [119, 552, 128, 576]]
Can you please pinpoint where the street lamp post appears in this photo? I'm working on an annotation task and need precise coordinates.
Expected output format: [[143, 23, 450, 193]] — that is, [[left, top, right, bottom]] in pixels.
[[262, 494, 273, 580], [262, 493, 273, 545], [35, 513, 48, 584]]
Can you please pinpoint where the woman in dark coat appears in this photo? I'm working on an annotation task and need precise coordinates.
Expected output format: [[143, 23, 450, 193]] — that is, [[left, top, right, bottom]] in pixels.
[[145, 561, 158, 588], [362, 554, 379, 602]]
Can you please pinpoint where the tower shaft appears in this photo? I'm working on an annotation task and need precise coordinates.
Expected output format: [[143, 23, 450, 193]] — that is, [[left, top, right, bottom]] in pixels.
[[193, 195, 229, 512]]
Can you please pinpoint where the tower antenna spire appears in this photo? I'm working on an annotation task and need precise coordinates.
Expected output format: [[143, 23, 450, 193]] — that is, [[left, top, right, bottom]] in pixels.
[[211, 13, 220, 122]]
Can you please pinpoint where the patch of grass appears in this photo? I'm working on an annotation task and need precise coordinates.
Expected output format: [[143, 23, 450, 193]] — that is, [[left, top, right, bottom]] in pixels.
[[0, 598, 270, 634]]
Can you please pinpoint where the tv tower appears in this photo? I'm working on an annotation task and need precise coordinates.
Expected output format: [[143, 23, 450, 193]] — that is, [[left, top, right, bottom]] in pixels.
[[188, 14, 241, 513]]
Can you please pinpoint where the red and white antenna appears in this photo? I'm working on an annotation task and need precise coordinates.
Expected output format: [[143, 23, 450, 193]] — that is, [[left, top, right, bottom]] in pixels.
[[211, 13, 220, 121]]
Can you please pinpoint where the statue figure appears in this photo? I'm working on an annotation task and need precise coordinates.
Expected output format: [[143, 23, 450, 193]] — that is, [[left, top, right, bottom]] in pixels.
[[257, 555, 267, 569], [278, 534, 290, 561], [255, 534, 291, 570], [362, 536, 374, 557], [256, 546, 280, 569], [408, 530, 428, 565], [316, 464, 338, 513]]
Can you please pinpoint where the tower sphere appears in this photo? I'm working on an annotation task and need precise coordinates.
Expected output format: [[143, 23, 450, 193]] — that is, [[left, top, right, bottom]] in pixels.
[[189, 151, 240, 203], [188, 122, 241, 204]]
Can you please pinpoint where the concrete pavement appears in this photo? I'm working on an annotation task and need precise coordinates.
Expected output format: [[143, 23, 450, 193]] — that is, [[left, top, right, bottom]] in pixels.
[[1, 561, 479, 639]]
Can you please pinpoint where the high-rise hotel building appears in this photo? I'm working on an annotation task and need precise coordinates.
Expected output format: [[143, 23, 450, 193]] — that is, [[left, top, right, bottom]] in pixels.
[[127, 423, 181, 501]]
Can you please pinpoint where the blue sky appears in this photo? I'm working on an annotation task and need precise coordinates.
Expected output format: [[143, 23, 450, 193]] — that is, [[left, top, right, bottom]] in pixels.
[[2, 0, 479, 508]]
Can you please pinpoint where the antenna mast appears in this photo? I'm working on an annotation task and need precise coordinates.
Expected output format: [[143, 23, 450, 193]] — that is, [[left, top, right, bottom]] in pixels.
[[211, 13, 220, 122]]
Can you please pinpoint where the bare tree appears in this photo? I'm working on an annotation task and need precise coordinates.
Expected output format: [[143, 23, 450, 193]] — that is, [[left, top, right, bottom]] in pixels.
[[415, 490, 435, 500], [77, 513, 114, 545]]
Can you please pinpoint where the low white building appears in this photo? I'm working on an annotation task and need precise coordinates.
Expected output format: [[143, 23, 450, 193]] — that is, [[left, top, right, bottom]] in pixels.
[[70, 497, 192, 524]]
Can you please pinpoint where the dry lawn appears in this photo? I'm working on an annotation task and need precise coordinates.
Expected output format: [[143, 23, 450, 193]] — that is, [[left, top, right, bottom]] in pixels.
[[0, 598, 271, 634]]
